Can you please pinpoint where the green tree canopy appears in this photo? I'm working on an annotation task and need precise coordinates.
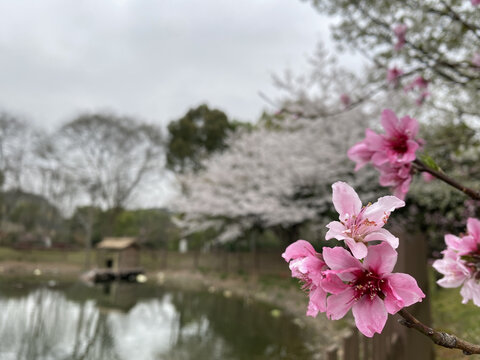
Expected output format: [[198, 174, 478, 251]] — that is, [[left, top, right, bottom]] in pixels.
[[166, 104, 239, 173]]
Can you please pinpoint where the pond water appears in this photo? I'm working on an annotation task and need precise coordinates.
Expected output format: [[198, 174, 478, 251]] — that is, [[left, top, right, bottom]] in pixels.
[[0, 278, 318, 360]]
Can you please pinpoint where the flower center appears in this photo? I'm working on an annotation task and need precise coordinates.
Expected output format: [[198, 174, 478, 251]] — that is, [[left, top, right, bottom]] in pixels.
[[352, 271, 384, 301], [390, 134, 408, 154]]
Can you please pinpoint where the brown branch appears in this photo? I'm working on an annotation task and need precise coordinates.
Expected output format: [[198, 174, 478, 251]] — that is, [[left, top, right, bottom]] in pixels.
[[413, 159, 480, 200], [397, 308, 480, 355]]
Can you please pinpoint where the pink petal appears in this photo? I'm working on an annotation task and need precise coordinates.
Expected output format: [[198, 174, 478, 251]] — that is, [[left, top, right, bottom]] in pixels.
[[445, 234, 476, 255], [399, 115, 419, 138], [332, 182, 362, 221], [321, 271, 349, 294], [400, 139, 419, 162], [383, 273, 425, 314], [364, 129, 385, 152], [325, 221, 347, 240], [363, 228, 399, 249], [467, 218, 480, 240], [433, 256, 470, 288], [371, 151, 389, 166], [363, 196, 405, 226], [345, 238, 368, 259], [348, 141, 374, 171], [363, 242, 397, 275], [289, 256, 325, 281], [306, 286, 327, 317], [282, 240, 317, 262], [461, 279, 480, 306], [352, 296, 388, 337], [381, 109, 399, 137], [323, 246, 362, 281], [326, 288, 355, 320]]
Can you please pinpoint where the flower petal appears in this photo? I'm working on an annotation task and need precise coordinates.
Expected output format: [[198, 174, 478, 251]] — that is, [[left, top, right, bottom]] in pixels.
[[347, 141, 373, 171], [282, 240, 317, 262], [323, 246, 362, 278], [321, 271, 349, 294], [381, 109, 400, 137], [345, 238, 368, 259], [326, 288, 355, 320], [383, 273, 425, 314], [363, 242, 397, 275], [325, 221, 347, 240], [352, 296, 388, 337], [332, 182, 362, 222], [306, 286, 327, 317], [362, 196, 405, 226], [399, 115, 419, 138], [363, 228, 399, 249], [461, 278, 480, 306], [467, 218, 480, 240], [445, 234, 476, 255]]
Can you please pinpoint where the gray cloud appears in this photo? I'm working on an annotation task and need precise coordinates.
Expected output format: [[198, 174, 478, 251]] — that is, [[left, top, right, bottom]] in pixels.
[[0, 0, 331, 129]]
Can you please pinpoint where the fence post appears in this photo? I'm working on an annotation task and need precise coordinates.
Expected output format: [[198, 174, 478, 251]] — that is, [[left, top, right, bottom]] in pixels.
[[325, 345, 338, 360], [344, 328, 359, 360]]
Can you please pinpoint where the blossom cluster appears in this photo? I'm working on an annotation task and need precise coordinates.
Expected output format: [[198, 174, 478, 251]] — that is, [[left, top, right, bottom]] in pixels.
[[389, 25, 430, 105], [283, 182, 425, 337], [433, 218, 480, 306], [348, 109, 422, 199]]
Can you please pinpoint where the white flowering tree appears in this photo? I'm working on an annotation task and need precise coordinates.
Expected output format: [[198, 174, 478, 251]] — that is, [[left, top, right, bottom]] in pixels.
[[173, 110, 380, 245]]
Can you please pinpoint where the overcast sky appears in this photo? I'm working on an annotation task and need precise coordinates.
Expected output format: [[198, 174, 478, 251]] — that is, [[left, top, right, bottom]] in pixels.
[[0, 0, 335, 130]]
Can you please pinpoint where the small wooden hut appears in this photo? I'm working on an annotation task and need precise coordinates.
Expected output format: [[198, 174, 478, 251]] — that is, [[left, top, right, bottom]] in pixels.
[[90, 237, 143, 282]]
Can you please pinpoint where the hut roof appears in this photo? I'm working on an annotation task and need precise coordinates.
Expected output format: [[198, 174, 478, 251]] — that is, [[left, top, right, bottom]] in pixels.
[[97, 237, 138, 250]]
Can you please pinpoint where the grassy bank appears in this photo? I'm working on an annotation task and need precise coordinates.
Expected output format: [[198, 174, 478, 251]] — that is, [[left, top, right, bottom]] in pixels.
[[431, 283, 480, 360]]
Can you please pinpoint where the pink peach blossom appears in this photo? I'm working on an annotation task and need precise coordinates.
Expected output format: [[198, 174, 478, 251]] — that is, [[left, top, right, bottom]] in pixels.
[[325, 181, 405, 259], [393, 24, 407, 51], [404, 76, 428, 92], [472, 0, 480, 6], [348, 109, 421, 170], [282, 240, 329, 316], [387, 67, 403, 85], [340, 93, 351, 107], [433, 218, 480, 306], [322, 243, 425, 337]]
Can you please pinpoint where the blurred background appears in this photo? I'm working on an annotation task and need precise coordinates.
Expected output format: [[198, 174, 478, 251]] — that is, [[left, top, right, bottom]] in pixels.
[[0, 1, 479, 359]]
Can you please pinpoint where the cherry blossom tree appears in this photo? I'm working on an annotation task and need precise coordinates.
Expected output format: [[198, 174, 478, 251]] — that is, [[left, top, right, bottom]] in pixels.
[[173, 110, 379, 244]]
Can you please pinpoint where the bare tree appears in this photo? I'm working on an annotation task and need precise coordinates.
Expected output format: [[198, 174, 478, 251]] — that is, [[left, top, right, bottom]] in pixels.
[[51, 113, 165, 267]]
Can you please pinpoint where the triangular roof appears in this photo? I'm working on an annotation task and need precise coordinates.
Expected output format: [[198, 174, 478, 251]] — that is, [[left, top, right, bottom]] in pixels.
[[97, 237, 138, 250]]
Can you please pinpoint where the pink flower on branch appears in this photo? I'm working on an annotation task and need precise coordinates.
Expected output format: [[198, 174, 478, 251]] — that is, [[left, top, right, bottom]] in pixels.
[[387, 67, 403, 86], [472, 0, 480, 6], [282, 240, 329, 316], [433, 218, 480, 306], [326, 182, 405, 259], [322, 243, 425, 337], [340, 93, 351, 107], [404, 76, 428, 92], [348, 109, 421, 169], [393, 24, 407, 51], [348, 109, 421, 199]]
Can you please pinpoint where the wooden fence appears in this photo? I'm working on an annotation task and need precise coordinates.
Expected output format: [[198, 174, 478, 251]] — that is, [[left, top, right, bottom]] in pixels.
[[323, 228, 434, 360], [144, 249, 288, 275]]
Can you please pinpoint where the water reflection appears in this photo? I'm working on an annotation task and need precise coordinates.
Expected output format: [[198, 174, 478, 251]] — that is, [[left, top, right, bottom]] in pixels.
[[0, 281, 315, 360]]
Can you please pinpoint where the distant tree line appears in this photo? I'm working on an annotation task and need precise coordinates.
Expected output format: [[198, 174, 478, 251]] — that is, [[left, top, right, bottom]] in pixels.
[[0, 104, 243, 261]]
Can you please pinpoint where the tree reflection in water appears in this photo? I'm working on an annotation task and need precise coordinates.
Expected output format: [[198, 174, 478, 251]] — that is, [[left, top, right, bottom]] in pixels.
[[0, 281, 316, 360]]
